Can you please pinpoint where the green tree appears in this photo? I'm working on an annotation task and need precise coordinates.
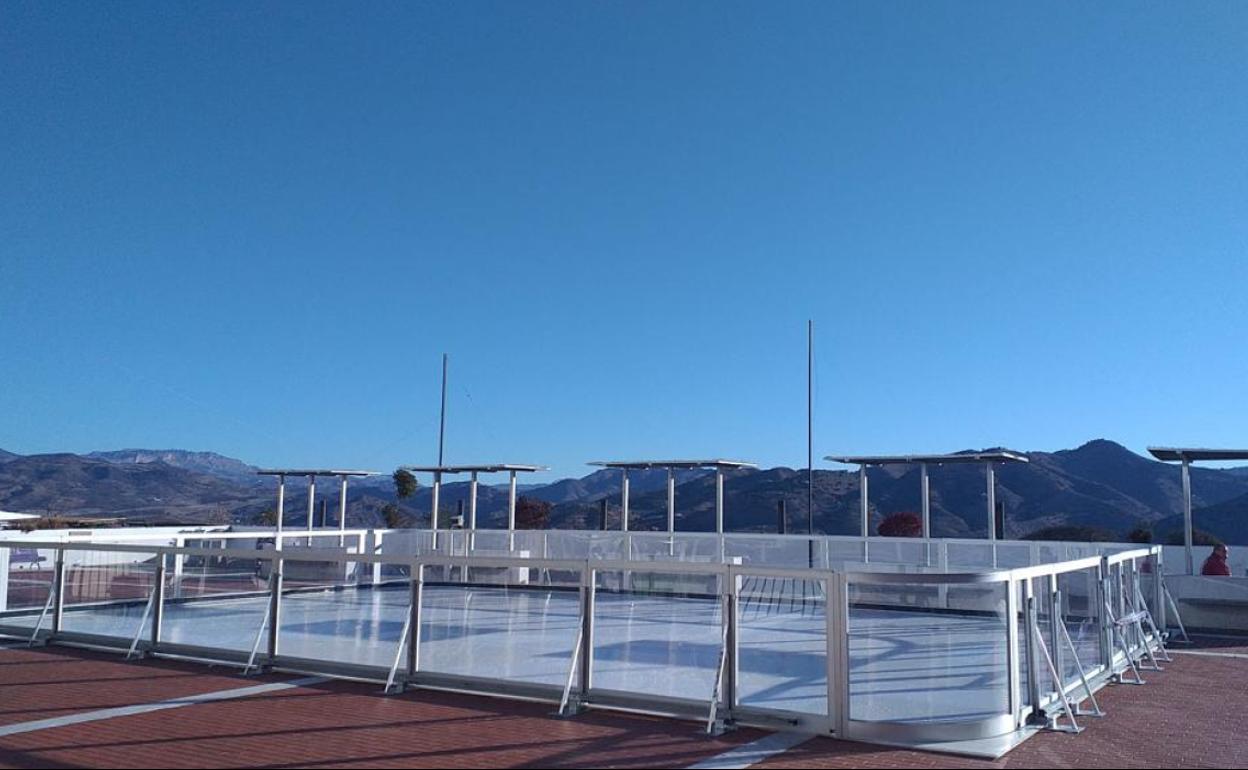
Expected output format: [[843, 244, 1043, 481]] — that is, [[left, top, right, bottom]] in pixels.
[[393, 469, 419, 499], [381, 503, 409, 529]]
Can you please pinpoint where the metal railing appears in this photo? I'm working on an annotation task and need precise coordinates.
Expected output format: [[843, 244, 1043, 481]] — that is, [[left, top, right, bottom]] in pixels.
[[0, 536, 1165, 752]]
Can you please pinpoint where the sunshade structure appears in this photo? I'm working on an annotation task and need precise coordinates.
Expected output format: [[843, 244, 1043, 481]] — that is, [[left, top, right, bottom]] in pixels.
[[587, 460, 757, 540], [400, 464, 548, 549], [1147, 447, 1248, 574], [256, 469, 380, 538], [824, 451, 1030, 540]]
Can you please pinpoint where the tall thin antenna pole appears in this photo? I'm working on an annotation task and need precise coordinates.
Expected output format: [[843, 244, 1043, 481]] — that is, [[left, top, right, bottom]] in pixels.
[[807, 319, 814, 534], [438, 353, 448, 466]]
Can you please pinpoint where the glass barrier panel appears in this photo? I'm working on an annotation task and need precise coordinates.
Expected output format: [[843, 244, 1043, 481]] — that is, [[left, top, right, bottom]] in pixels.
[[418, 562, 580, 686], [59, 549, 161, 640], [864, 539, 930, 567], [1057, 567, 1103, 686], [825, 538, 867, 569], [944, 542, 996, 569], [0, 546, 56, 630], [736, 574, 828, 716], [848, 579, 1010, 724], [161, 550, 272, 652], [591, 568, 723, 701], [995, 544, 1033, 568], [725, 536, 819, 569], [277, 557, 410, 669]]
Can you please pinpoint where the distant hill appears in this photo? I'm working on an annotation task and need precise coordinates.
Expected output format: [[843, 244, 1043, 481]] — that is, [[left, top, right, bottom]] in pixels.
[[3, 440, 1248, 543], [87, 449, 262, 487], [0, 453, 267, 523]]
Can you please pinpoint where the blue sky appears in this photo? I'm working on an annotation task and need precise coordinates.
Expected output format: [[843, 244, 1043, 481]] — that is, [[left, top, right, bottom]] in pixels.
[[2, 2, 1246, 480]]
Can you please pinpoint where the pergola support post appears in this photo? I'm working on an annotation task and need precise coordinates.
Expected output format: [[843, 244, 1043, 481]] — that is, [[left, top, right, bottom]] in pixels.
[[666, 469, 676, 556], [620, 469, 630, 533], [508, 470, 518, 551], [859, 465, 869, 539], [986, 463, 997, 541], [275, 474, 286, 547], [1181, 459, 1193, 575], [431, 471, 442, 551], [468, 471, 479, 552], [715, 468, 725, 562], [920, 462, 931, 539], [306, 475, 316, 534]]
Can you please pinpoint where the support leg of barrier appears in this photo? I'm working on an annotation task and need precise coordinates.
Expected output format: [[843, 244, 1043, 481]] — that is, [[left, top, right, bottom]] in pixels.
[[706, 575, 737, 736], [1030, 595, 1081, 733], [1058, 617, 1103, 717], [557, 613, 585, 717], [27, 577, 56, 647], [242, 599, 272, 677], [125, 589, 156, 660], [1133, 582, 1171, 663], [1163, 581, 1191, 644]]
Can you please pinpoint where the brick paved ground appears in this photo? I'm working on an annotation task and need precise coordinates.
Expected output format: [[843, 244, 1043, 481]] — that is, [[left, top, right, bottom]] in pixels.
[[0, 640, 1241, 769], [758, 649, 1245, 769]]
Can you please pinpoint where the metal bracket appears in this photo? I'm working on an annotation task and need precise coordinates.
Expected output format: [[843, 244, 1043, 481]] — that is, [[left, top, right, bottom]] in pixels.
[[242, 594, 273, 677], [27, 578, 57, 647], [384, 603, 413, 694], [125, 588, 157, 660]]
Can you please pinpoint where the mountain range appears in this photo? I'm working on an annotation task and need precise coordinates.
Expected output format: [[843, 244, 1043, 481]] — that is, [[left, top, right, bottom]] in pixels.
[[1, 440, 1246, 544]]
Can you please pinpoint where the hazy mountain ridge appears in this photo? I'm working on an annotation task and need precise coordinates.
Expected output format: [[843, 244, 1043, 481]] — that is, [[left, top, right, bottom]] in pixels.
[[2, 441, 1248, 543], [86, 449, 263, 487]]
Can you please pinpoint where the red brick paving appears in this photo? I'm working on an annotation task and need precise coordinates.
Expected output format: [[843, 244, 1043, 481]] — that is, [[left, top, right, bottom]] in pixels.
[[0, 643, 1243, 769], [0, 646, 289, 728], [0, 647, 761, 769], [757, 652, 1246, 769]]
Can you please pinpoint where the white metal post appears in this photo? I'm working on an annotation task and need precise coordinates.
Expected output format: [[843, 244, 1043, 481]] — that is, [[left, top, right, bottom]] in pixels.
[[306, 474, 316, 533], [715, 468, 725, 563], [508, 470, 518, 551], [986, 463, 997, 541], [859, 465, 869, 538], [431, 471, 442, 551], [150, 554, 166, 652], [621, 469, 630, 533], [468, 471, 479, 552], [275, 474, 286, 547], [0, 547, 8, 613], [667, 468, 676, 556], [1006, 577, 1022, 724], [920, 462, 931, 539], [1181, 459, 1193, 574], [51, 549, 65, 636], [338, 475, 348, 535]]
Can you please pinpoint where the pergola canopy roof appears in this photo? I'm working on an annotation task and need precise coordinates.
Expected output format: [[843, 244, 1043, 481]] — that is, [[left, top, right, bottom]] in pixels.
[[824, 451, 1029, 466], [1147, 447, 1248, 463], [588, 459, 757, 470], [399, 464, 548, 474], [257, 469, 379, 477]]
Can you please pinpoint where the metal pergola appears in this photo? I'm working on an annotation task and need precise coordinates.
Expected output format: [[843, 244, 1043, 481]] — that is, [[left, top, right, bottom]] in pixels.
[[587, 460, 757, 542], [1147, 446, 1248, 574], [400, 464, 548, 550], [824, 451, 1029, 540], [256, 469, 379, 540]]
